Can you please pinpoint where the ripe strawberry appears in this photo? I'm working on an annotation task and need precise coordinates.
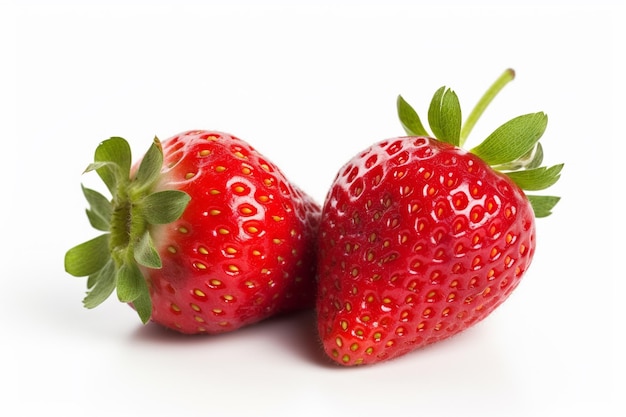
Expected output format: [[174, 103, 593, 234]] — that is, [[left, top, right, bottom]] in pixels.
[[316, 69, 562, 365], [65, 130, 320, 334]]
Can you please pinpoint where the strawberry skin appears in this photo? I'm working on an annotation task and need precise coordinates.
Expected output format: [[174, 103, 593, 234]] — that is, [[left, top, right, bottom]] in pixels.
[[316, 69, 562, 365], [317, 137, 535, 365], [65, 130, 320, 334], [145, 131, 320, 333]]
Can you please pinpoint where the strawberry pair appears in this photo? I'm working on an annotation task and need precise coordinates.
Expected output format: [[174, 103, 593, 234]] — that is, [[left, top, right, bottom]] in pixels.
[[65, 69, 562, 366]]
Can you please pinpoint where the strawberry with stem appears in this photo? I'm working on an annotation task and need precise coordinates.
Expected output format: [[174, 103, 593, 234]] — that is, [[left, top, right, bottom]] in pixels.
[[316, 69, 562, 365]]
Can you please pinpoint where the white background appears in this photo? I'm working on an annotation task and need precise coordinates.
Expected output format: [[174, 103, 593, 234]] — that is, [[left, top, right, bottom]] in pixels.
[[2, 1, 623, 416]]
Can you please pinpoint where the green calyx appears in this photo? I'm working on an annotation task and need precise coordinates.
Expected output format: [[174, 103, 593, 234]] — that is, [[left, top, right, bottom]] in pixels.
[[64, 137, 190, 323], [397, 68, 562, 217]]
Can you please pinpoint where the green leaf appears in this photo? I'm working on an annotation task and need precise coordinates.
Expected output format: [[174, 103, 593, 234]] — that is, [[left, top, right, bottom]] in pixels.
[[134, 231, 162, 269], [83, 259, 117, 309], [132, 137, 163, 193], [132, 290, 153, 324], [428, 87, 462, 146], [116, 262, 147, 303], [141, 190, 191, 225], [470, 112, 548, 166], [506, 164, 564, 191], [82, 185, 112, 231], [397, 95, 430, 137], [65, 234, 111, 277], [93, 137, 132, 195], [527, 195, 561, 218]]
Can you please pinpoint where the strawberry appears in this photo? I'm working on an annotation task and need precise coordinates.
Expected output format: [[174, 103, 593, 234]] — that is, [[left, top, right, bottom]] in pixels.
[[316, 69, 562, 365], [65, 130, 320, 334]]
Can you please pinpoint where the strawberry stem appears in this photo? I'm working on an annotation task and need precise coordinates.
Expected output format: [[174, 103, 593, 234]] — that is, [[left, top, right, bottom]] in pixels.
[[460, 68, 516, 147]]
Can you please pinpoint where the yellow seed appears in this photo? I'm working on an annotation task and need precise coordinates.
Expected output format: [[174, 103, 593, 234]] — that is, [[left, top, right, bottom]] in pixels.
[[247, 226, 259, 234], [209, 279, 222, 287], [185, 172, 195, 179], [178, 226, 188, 234], [223, 295, 235, 302], [194, 316, 205, 323], [167, 246, 177, 254], [336, 337, 343, 347], [342, 355, 350, 363], [215, 165, 226, 172], [241, 166, 252, 175], [194, 262, 207, 270], [233, 185, 245, 193], [190, 303, 201, 312], [171, 303, 181, 312], [194, 289, 206, 297], [234, 151, 246, 159], [198, 149, 211, 157], [228, 265, 240, 273], [340, 320, 348, 331], [218, 228, 229, 235]]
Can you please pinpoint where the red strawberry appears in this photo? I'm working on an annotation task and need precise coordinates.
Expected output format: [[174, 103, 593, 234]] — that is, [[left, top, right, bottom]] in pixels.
[[316, 69, 562, 365], [65, 130, 320, 334]]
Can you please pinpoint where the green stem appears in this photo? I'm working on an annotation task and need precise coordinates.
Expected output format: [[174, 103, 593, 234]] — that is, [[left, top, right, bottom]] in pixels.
[[460, 68, 516, 147]]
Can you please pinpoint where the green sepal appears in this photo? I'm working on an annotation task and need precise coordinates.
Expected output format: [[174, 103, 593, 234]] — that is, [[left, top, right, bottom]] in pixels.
[[397, 95, 430, 137], [82, 185, 112, 231], [132, 290, 153, 324], [92, 137, 132, 195], [83, 259, 117, 309], [141, 190, 191, 225], [527, 195, 561, 218], [470, 112, 548, 166], [505, 164, 564, 191], [134, 231, 162, 269], [116, 261, 149, 303], [526, 143, 544, 169], [494, 142, 545, 171], [68, 134, 180, 326], [428, 87, 462, 146], [131, 137, 163, 194], [65, 234, 111, 277]]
